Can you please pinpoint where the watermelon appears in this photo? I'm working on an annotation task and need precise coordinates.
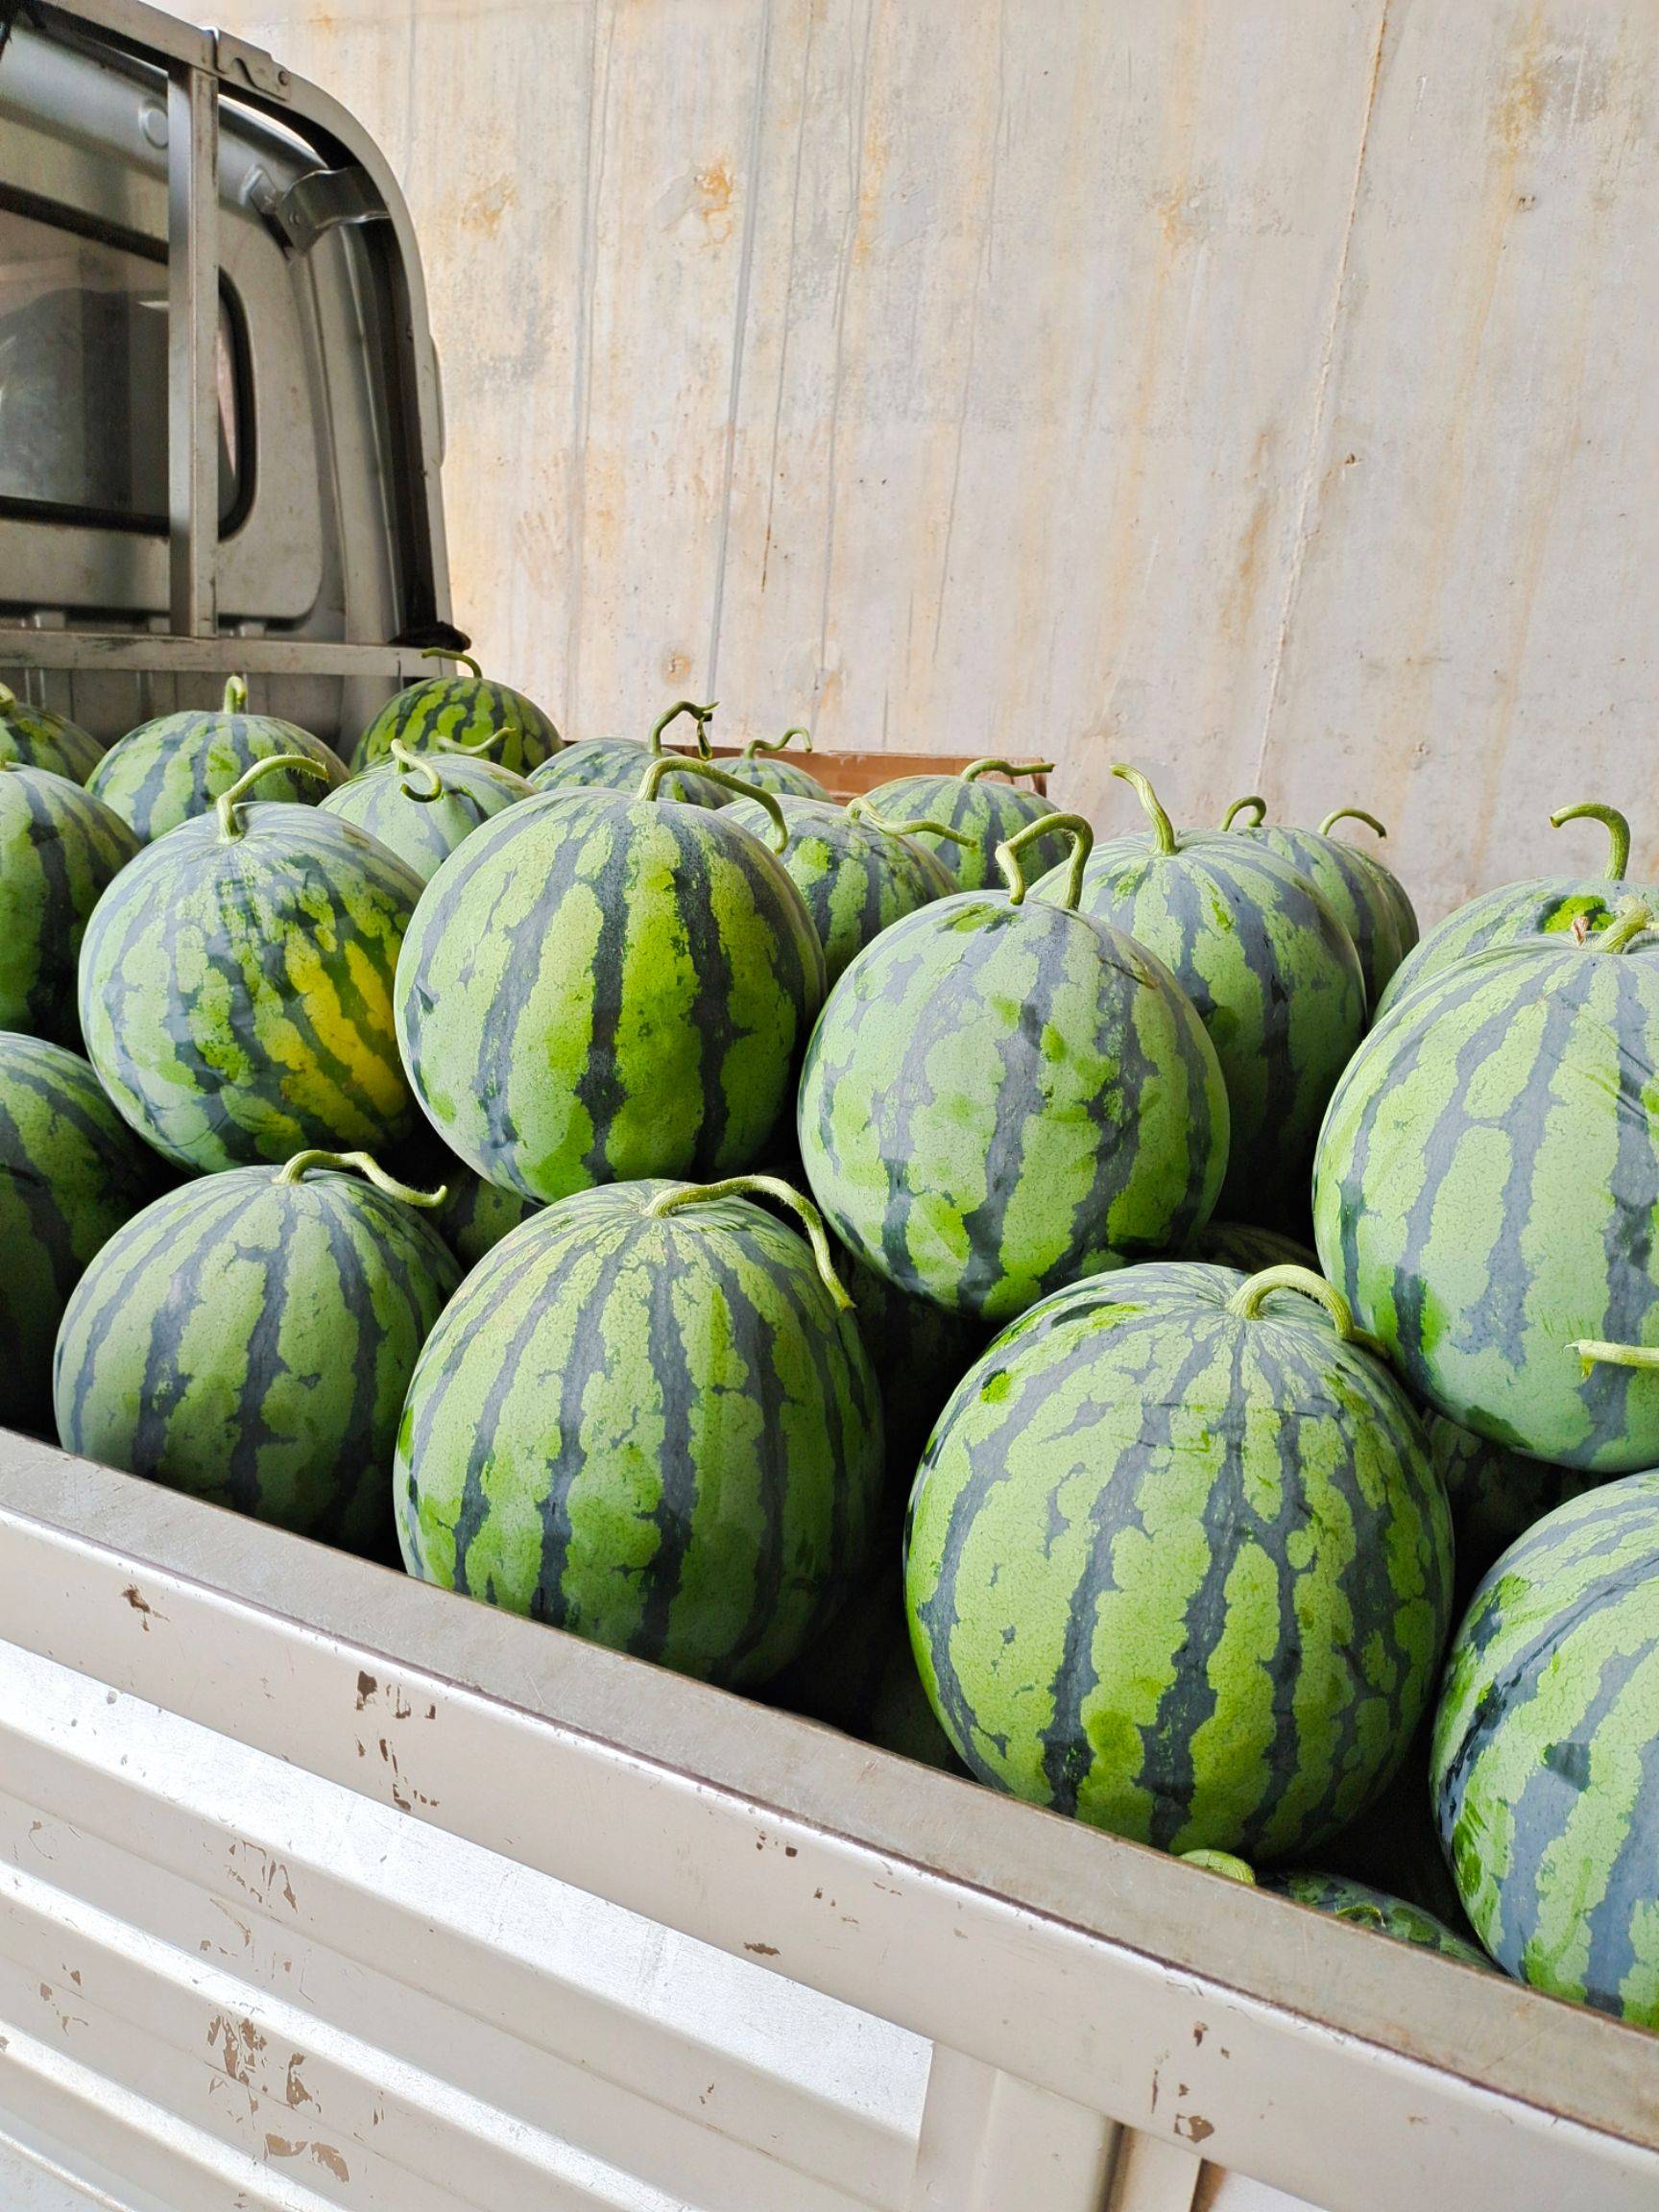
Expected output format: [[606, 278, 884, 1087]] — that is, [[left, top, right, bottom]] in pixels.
[[88, 676, 348, 842], [0, 682, 106, 784], [79, 752, 422, 1174], [0, 1035, 169, 1435], [725, 727, 830, 804], [350, 648, 562, 777], [1060, 765, 1365, 1225], [720, 792, 956, 986], [1177, 1848, 1487, 1965], [397, 758, 824, 1204], [1185, 1219, 1317, 1274], [1431, 1472, 1659, 2026], [1374, 800, 1643, 1022], [1313, 903, 1659, 1472], [799, 814, 1227, 1321], [320, 741, 531, 882], [904, 1260, 1452, 1857], [55, 1148, 458, 1549], [435, 1165, 542, 1268], [1429, 1415, 1594, 1603], [527, 699, 724, 806], [770, 1568, 966, 1773], [1219, 796, 1417, 1009], [859, 757, 1070, 890], [397, 1174, 882, 1686], [0, 763, 138, 1046]]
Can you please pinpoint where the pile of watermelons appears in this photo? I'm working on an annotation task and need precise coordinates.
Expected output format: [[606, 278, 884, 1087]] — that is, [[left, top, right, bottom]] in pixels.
[[4, 653, 1657, 2033]]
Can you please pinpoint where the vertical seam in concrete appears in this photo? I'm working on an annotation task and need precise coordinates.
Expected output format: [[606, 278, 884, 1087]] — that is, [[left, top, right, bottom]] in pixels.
[[1251, 0, 1392, 788], [565, 0, 613, 733], [708, 0, 777, 695], [812, 0, 877, 742]]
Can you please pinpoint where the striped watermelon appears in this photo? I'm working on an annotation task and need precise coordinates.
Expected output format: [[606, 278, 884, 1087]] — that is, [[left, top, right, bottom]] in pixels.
[[799, 815, 1228, 1321], [88, 676, 347, 842], [436, 1166, 542, 1268], [1060, 766, 1365, 1225], [1313, 904, 1659, 1471], [1219, 796, 1417, 1009], [1431, 1473, 1659, 2027], [721, 793, 955, 986], [1267, 1871, 1490, 1968], [1429, 1415, 1594, 1604], [1375, 801, 1642, 1022], [0, 680, 106, 784], [771, 1568, 966, 1773], [397, 759, 824, 1204], [79, 753, 422, 1174], [1185, 1219, 1317, 1274], [904, 1261, 1451, 1857], [527, 700, 724, 806], [725, 728, 830, 804], [321, 742, 531, 882], [0, 764, 138, 1046], [55, 1149, 458, 1549], [845, 1249, 984, 1496], [397, 1175, 882, 1686], [351, 649, 562, 776], [0, 1035, 169, 1435], [860, 757, 1070, 891]]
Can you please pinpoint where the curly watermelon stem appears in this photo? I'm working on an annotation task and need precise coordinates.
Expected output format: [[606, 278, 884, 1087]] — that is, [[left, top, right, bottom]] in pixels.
[[644, 1174, 852, 1309], [421, 645, 484, 681], [1550, 801, 1631, 882], [1112, 763, 1178, 854], [636, 754, 787, 848], [961, 757, 1054, 785], [223, 674, 250, 715], [1227, 1263, 1358, 1338], [845, 798, 970, 847], [1591, 899, 1654, 955], [215, 752, 332, 839], [998, 813, 1093, 908], [1570, 1337, 1659, 1376], [650, 700, 717, 757], [1220, 795, 1266, 830], [432, 728, 509, 759], [1319, 806, 1387, 841], [742, 725, 812, 759], [1178, 1850, 1257, 1885], [275, 1148, 446, 1207], [389, 739, 446, 802]]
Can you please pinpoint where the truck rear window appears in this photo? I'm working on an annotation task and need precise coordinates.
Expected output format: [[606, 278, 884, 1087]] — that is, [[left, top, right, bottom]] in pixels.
[[0, 193, 247, 534]]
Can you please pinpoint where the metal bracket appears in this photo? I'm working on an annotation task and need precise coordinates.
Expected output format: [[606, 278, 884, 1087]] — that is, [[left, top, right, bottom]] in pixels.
[[214, 30, 290, 100], [246, 160, 388, 254]]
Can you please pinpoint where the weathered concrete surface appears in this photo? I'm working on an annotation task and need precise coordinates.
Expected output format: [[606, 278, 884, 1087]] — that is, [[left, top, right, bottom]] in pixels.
[[221, 0, 1659, 916]]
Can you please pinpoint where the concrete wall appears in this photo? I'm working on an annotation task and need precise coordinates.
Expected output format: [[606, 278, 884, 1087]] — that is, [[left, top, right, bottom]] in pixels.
[[224, 0, 1659, 916]]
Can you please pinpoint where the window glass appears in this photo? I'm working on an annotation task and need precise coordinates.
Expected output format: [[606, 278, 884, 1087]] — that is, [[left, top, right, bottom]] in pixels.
[[0, 198, 243, 530]]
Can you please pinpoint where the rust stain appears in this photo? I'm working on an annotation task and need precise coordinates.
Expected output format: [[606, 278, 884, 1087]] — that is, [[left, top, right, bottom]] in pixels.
[[312, 2144, 350, 2183], [121, 1583, 161, 1627], [264, 2133, 305, 2159], [1175, 2113, 1215, 2144], [458, 174, 517, 238], [285, 2053, 315, 2108], [744, 1940, 781, 1957], [355, 1671, 376, 1710]]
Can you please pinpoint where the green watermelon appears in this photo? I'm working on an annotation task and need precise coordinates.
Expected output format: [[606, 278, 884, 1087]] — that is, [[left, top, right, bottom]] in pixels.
[[1431, 1472, 1659, 2026], [0, 763, 138, 1046], [770, 1568, 966, 1772], [351, 648, 562, 777], [904, 1261, 1452, 1857], [87, 676, 348, 842], [435, 1165, 542, 1268], [527, 700, 724, 806], [1268, 1871, 1491, 1967], [1430, 1415, 1594, 1603], [55, 1149, 458, 1548], [0, 1035, 169, 1434], [724, 727, 831, 804], [1185, 1220, 1317, 1274], [79, 753, 422, 1174], [860, 757, 1070, 890], [799, 814, 1227, 1321], [1313, 904, 1659, 1472], [1060, 766, 1365, 1225], [1374, 801, 1643, 1022], [397, 758, 824, 1204], [720, 792, 955, 986], [397, 1175, 882, 1686], [0, 681, 106, 783], [320, 741, 531, 882], [1219, 796, 1417, 1009]]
